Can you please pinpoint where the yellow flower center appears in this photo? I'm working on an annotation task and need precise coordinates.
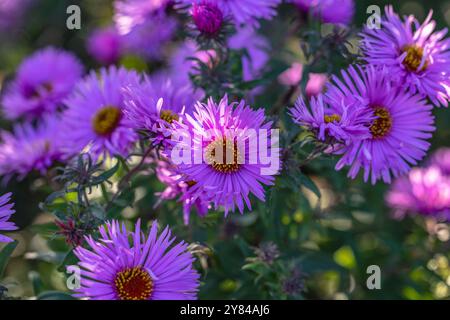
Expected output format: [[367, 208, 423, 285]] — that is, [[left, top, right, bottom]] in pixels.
[[114, 267, 154, 300], [324, 114, 341, 123], [160, 110, 179, 124], [402, 45, 429, 72], [92, 106, 122, 136], [370, 107, 392, 138], [205, 138, 242, 173]]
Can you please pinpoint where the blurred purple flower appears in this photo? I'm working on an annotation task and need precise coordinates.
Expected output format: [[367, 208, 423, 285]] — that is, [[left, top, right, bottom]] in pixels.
[[326, 65, 435, 184], [229, 27, 270, 82], [62, 66, 139, 160], [292, 0, 355, 25], [121, 13, 177, 60], [0, 192, 17, 243], [430, 148, 450, 176], [278, 63, 303, 87], [0, 0, 33, 29], [168, 95, 280, 215], [305, 73, 327, 97], [361, 6, 450, 107], [114, 0, 171, 35], [73, 219, 200, 300], [168, 40, 217, 85], [1, 47, 83, 120], [87, 26, 122, 65], [387, 166, 450, 221], [0, 116, 66, 180], [176, 0, 281, 27]]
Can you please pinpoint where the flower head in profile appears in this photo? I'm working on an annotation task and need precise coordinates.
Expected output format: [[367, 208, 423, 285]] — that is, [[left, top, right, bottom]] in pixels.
[[0, 116, 66, 180], [386, 166, 450, 221], [87, 26, 122, 65], [292, 0, 355, 25], [191, 1, 224, 37], [361, 6, 450, 107], [62, 66, 139, 160], [1, 47, 83, 120], [155, 159, 210, 225], [326, 65, 435, 184], [123, 73, 202, 145], [73, 220, 200, 300], [290, 94, 372, 147], [168, 95, 280, 215], [176, 0, 281, 27], [0, 193, 17, 243]]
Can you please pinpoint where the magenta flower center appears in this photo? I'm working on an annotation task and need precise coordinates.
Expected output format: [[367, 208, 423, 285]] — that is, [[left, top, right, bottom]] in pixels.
[[114, 267, 154, 300], [160, 110, 179, 124], [370, 107, 393, 138], [92, 106, 122, 136], [192, 2, 224, 36], [402, 45, 429, 72], [205, 138, 242, 173]]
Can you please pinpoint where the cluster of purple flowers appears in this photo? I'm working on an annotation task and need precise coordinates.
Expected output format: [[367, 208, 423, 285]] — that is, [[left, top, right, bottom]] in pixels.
[[1, 0, 449, 301], [290, 6, 449, 184]]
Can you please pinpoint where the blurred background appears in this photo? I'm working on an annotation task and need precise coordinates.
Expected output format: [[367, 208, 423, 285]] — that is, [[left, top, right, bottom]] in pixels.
[[0, 0, 450, 300]]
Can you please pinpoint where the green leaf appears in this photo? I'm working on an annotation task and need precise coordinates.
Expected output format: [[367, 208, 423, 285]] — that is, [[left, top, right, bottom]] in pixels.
[[91, 161, 120, 185], [28, 271, 44, 296], [57, 250, 78, 273], [37, 291, 77, 300], [0, 241, 18, 279], [299, 173, 321, 199]]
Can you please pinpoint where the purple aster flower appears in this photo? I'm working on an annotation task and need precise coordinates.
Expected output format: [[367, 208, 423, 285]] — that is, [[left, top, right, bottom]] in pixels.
[[228, 27, 270, 82], [122, 72, 203, 145], [0, 116, 65, 180], [386, 166, 450, 221], [87, 26, 122, 65], [290, 94, 372, 147], [0, 193, 17, 243], [326, 65, 435, 184], [1, 47, 83, 120], [360, 6, 450, 107], [73, 219, 200, 300], [430, 148, 450, 176], [292, 0, 355, 25], [176, 0, 281, 27], [168, 95, 280, 215], [62, 66, 139, 160], [155, 159, 210, 224], [192, 1, 224, 37]]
